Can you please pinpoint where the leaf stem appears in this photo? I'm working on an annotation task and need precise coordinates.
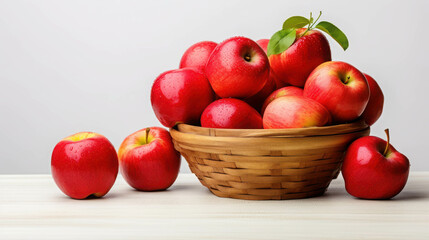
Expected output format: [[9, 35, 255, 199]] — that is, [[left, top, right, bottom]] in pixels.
[[310, 11, 323, 29], [303, 12, 312, 35], [312, 11, 322, 27], [303, 11, 322, 36]]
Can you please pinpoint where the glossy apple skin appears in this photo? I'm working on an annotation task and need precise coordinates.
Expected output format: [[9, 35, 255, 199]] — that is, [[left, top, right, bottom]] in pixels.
[[256, 39, 270, 50], [241, 39, 279, 112], [361, 74, 384, 126], [51, 133, 118, 199], [205, 36, 270, 98], [256, 39, 286, 89], [179, 41, 218, 73], [263, 96, 331, 129], [261, 86, 303, 114], [342, 136, 410, 199], [244, 76, 276, 112], [118, 127, 180, 191], [304, 61, 370, 123], [201, 98, 263, 129], [269, 28, 331, 87], [151, 68, 215, 128]]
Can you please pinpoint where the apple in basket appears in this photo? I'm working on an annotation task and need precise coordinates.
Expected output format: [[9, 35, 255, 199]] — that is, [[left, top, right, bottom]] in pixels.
[[179, 41, 218, 73], [361, 73, 384, 126], [342, 129, 410, 199], [243, 75, 277, 113], [255, 39, 286, 88], [263, 95, 331, 129], [303, 61, 370, 123], [118, 127, 181, 191], [267, 12, 351, 87], [206, 36, 270, 99], [242, 38, 280, 112], [201, 98, 263, 129], [51, 132, 118, 199], [252, 39, 287, 89], [261, 86, 303, 114], [151, 68, 215, 128]]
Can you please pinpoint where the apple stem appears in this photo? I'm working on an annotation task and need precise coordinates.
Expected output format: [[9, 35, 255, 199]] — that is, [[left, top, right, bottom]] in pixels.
[[145, 128, 150, 143], [344, 76, 350, 84], [383, 128, 390, 156], [244, 54, 251, 62], [304, 11, 322, 35]]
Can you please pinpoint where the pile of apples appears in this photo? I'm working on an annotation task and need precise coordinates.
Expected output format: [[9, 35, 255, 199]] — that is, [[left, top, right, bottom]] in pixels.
[[151, 17, 382, 130], [51, 13, 409, 200]]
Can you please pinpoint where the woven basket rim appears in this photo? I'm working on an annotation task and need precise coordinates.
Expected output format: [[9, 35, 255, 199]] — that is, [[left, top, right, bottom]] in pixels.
[[173, 119, 368, 138]]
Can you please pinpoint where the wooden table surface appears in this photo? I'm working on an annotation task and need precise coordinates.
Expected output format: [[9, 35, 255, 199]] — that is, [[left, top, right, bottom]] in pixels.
[[1, 172, 428, 240]]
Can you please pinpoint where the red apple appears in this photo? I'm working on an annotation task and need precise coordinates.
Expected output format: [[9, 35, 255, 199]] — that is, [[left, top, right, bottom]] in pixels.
[[256, 39, 270, 50], [256, 39, 286, 89], [261, 86, 303, 114], [201, 98, 263, 129], [151, 68, 215, 128], [51, 132, 118, 199], [241, 39, 279, 112], [179, 41, 218, 73], [205, 36, 270, 98], [118, 127, 180, 191], [243, 76, 276, 112], [263, 96, 331, 129], [269, 28, 331, 87], [342, 129, 410, 199], [361, 73, 384, 126], [303, 61, 370, 123]]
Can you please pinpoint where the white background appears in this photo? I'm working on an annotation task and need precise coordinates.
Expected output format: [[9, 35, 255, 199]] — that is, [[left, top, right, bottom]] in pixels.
[[0, 0, 427, 173]]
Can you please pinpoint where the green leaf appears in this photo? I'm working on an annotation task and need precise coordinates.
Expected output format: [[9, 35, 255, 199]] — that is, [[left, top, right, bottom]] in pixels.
[[282, 16, 310, 30], [267, 28, 297, 57], [315, 21, 349, 50]]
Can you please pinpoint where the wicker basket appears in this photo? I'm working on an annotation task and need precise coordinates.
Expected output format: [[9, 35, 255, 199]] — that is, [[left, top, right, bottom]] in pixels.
[[170, 120, 370, 200]]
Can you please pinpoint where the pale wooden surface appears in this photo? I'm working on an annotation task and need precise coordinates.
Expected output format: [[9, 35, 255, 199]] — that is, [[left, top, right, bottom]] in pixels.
[[0, 173, 428, 240]]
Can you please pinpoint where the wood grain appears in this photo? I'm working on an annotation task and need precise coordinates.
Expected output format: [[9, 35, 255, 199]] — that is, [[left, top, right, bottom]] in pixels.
[[0, 173, 428, 239]]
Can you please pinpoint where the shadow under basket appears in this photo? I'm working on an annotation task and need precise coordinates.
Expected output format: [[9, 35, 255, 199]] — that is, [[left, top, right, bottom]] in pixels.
[[170, 120, 370, 200]]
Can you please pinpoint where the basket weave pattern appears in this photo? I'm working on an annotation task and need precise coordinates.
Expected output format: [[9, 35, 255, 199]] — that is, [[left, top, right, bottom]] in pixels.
[[170, 121, 370, 200]]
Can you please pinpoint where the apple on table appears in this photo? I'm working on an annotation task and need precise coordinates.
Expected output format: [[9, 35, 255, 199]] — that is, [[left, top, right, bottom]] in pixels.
[[342, 129, 410, 199], [51, 132, 118, 199], [118, 127, 181, 191]]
